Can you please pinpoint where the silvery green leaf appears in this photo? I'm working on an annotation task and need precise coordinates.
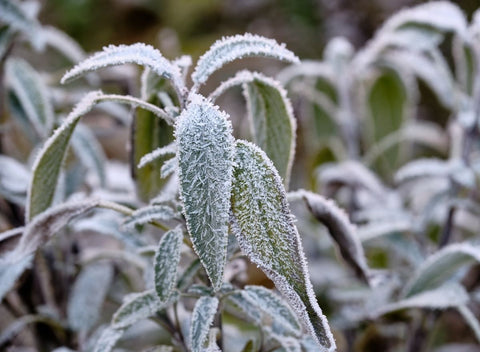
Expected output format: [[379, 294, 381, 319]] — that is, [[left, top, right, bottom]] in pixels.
[[122, 205, 178, 230], [111, 289, 175, 329], [403, 243, 480, 297], [160, 157, 177, 179], [42, 25, 86, 63], [192, 33, 299, 87], [374, 283, 469, 317], [154, 227, 183, 302], [0, 26, 14, 58], [357, 218, 412, 242], [269, 334, 301, 352], [187, 284, 214, 297], [0, 253, 33, 302], [231, 140, 335, 351], [68, 263, 113, 332], [61, 43, 185, 97], [243, 72, 296, 186], [457, 305, 480, 343], [0, 155, 29, 206], [0, 0, 44, 49], [189, 296, 219, 352], [138, 143, 176, 169], [277, 60, 334, 86], [71, 123, 107, 188], [93, 326, 125, 352], [225, 290, 262, 323], [204, 328, 222, 352], [0, 226, 23, 243], [244, 285, 302, 337], [176, 95, 234, 291], [177, 258, 201, 291], [5, 58, 54, 137], [395, 158, 461, 184]]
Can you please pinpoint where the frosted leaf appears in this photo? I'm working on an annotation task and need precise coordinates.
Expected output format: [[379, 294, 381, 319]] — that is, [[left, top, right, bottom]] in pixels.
[[18, 199, 99, 256], [42, 25, 86, 63], [176, 95, 234, 291], [208, 70, 257, 102], [403, 243, 480, 297], [244, 285, 302, 337], [192, 33, 299, 87], [111, 289, 177, 328], [374, 283, 469, 317], [93, 326, 125, 352], [277, 60, 334, 86], [0, 253, 33, 302], [177, 259, 201, 291], [71, 123, 107, 188], [67, 263, 113, 332], [121, 205, 179, 230], [160, 157, 177, 179], [0, 155, 29, 206], [225, 290, 262, 323], [269, 334, 302, 352], [395, 158, 454, 184], [231, 140, 335, 350], [154, 227, 183, 302], [61, 43, 185, 97], [5, 58, 54, 136], [138, 143, 177, 169], [204, 328, 222, 352], [457, 305, 480, 343], [189, 296, 219, 352], [290, 190, 370, 284], [242, 72, 296, 187], [357, 219, 412, 242], [0, 226, 24, 243], [0, 0, 44, 50]]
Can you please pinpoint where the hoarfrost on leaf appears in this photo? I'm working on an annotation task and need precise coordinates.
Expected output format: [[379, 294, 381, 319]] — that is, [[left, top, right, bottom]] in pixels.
[[189, 296, 219, 352], [121, 205, 179, 230]]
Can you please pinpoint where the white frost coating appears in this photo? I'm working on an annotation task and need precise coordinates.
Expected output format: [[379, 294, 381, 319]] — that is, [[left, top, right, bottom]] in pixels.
[[0, 227, 24, 243], [192, 33, 299, 88], [176, 94, 234, 291], [208, 70, 256, 102], [121, 205, 179, 230], [457, 304, 480, 343], [0, 253, 33, 302], [357, 219, 412, 242], [231, 141, 335, 351], [61, 43, 185, 97], [42, 25, 86, 63], [5, 58, 54, 136], [403, 243, 480, 297], [189, 296, 219, 352], [395, 158, 452, 184], [138, 143, 177, 169], [277, 60, 334, 85], [93, 326, 125, 352], [0, 155, 29, 204], [374, 283, 469, 317], [160, 156, 177, 179]]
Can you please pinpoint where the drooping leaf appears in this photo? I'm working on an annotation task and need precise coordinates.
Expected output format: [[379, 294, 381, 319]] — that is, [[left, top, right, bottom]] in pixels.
[[290, 190, 370, 284], [42, 25, 86, 63], [0, 253, 33, 302], [121, 205, 178, 230], [93, 326, 125, 352], [189, 296, 219, 352], [154, 227, 183, 302], [231, 140, 335, 350], [192, 33, 299, 87], [176, 95, 234, 291], [5, 58, 54, 137], [243, 72, 296, 186], [0, 155, 30, 206], [403, 243, 480, 297], [61, 43, 185, 96], [68, 263, 114, 332]]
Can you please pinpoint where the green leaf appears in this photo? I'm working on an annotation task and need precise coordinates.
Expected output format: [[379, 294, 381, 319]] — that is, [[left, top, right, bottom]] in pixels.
[[154, 227, 183, 302], [231, 140, 335, 351], [243, 72, 296, 187], [122, 205, 178, 230], [189, 296, 219, 352], [5, 58, 54, 137], [176, 95, 234, 291], [192, 33, 299, 88], [93, 326, 125, 352], [68, 263, 113, 332], [403, 243, 480, 297]]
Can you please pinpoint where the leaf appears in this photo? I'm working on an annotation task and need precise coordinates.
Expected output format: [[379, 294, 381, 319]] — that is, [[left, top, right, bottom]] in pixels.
[[403, 243, 480, 297], [231, 140, 335, 350], [394, 158, 469, 184], [138, 143, 176, 169], [189, 296, 219, 352], [192, 33, 299, 87], [243, 72, 296, 186], [0, 155, 29, 206], [68, 263, 114, 332], [374, 283, 469, 317], [0, 0, 44, 49], [5, 58, 54, 137], [42, 25, 86, 63], [93, 326, 125, 352], [61, 43, 185, 96], [160, 157, 177, 179], [122, 205, 178, 230], [0, 253, 33, 302], [176, 95, 234, 291], [290, 190, 370, 284], [154, 227, 183, 302], [457, 305, 480, 343]]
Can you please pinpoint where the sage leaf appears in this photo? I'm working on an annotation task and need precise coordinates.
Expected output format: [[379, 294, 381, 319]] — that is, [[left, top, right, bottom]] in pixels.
[[68, 263, 113, 332], [457, 305, 480, 343], [189, 296, 219, 352], [138, 143, 176, 169], [122, 205, 178, 230], [0, 155, 30, 206], [231, 140, 335, 351], [192, 33, 299, 87], [154, 227, 183, 302], [176, 95, 234, 291], [0, 253, 33, 302], [93, 326, 125, 352]]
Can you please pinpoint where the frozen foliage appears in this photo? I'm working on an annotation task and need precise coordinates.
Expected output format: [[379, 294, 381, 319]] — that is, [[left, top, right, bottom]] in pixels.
[[231, 141, 335, 350], [93, 326, 125, 352], [61, 43, 185, 97], [395, 158, 460, 184], [5, 58, 54, 137], [154, 227, 183, 302], [192, 33, 299, 87], [122, 205, 179, 229], [176, 95, 234, 291], [160, 157, 177, 179], [0, 155, 30, 206], [0, 253, 33, 302], [290, 189, 370, 284], [138, 143, 177, 169], [42, 25, 86, 64], [189, 296, 219, 352], [67, 263, 113, 332]]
